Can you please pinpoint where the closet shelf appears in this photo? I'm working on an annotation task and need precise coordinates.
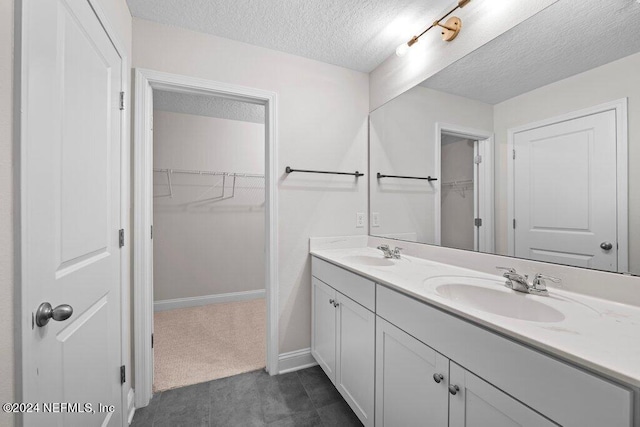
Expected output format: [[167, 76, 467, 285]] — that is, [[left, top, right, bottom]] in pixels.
[[441, 179, 473, 187]]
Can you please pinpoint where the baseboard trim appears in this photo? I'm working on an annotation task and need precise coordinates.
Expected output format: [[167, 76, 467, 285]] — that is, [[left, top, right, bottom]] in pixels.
[[127, 389, 135, 425], [154, 289, 266, 312], [278, 348, 318, 374]]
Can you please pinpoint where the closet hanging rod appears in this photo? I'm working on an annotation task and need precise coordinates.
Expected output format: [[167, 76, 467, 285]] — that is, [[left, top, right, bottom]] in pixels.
[[153, 168, 264, 178], [377, 172, 437, 181], [285, 166, 364, 177]]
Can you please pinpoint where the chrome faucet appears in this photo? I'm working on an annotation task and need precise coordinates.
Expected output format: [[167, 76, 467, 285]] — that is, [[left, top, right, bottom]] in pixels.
[[391, 247, 403, 259], [377, 244, 402, 259], [495, 267, 560, 296], [377, 244, 393, 258]]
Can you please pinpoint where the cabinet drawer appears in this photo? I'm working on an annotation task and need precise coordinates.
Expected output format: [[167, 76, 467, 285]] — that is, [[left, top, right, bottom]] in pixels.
[[376, 284, 633, 427], [312, 257, 375, 311]]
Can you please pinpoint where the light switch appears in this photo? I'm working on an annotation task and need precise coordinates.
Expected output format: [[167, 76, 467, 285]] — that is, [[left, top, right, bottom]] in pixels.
[[372, 212, 380, 227]]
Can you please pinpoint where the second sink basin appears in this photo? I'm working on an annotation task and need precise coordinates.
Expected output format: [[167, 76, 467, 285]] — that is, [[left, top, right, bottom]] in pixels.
[[425, 276, 565, 323]]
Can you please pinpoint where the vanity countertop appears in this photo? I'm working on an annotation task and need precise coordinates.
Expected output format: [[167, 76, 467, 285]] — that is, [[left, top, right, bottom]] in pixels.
[[310, 246, 640, 388]]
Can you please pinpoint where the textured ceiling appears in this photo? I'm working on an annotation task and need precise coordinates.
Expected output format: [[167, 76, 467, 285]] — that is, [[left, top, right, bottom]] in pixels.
[[420, 0, 640, 104], [154, 90, 265, 123], [127, 0, 453, 72]]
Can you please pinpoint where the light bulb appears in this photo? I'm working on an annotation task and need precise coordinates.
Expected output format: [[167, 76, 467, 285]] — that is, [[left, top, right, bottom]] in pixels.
[[396, 42, 410, 57]]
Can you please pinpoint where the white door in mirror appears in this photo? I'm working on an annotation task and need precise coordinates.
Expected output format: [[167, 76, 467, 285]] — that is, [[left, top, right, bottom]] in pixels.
[[513, 110, 618, 272]]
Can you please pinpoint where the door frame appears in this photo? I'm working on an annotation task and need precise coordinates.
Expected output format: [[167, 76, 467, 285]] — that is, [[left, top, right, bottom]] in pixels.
[[434, 123, 495, 253], [133, 68, 279, 408], [16, 0, 132, 425], [506, 98, 628, 272]]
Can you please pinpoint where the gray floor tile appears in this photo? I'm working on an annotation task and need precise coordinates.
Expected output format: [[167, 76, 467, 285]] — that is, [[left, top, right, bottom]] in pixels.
[[210, 371, 265, 427], [266, 409, 323, 427], [153, 382, 210, 427], [316, 401, 363, 427], [130, 393, 162, 427], [297, 366, 343, 409], [134, 367, 360, 426], [256, 370, 315, 423]]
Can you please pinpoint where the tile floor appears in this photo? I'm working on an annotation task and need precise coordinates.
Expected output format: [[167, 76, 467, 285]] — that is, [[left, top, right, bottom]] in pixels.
[[131, 365, 363, 426]]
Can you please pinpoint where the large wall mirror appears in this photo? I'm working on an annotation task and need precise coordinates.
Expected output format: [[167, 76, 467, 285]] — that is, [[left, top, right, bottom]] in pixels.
[[369, 0, 640, 275]]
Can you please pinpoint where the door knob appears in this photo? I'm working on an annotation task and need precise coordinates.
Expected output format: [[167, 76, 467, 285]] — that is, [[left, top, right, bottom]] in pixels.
[[35, 302, 73, 327], [433, 373, 444, 383], [448, 384, 460, 395], [600, 242, 613, 251]]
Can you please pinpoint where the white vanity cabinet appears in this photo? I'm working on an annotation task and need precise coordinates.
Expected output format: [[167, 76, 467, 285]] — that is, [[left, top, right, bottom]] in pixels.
[[311, 257, 635, 426], [376, 317, 553, 427], [375, 317, 449, 427], [311, 258, 375, 427]]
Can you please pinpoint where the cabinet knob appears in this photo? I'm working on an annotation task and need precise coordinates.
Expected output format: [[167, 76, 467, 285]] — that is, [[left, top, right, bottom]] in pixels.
[[333, 302, 339, 307], [329, 298, 335, 305], [448, 384, 459, 395], [433, 373, 444, 384]]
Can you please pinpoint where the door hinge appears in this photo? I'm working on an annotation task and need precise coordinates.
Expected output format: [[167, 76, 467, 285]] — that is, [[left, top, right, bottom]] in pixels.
[[151, 333, 154, 348], [513, 219, 516, 229], [474, 155, 482, 164], [513, 149, 516, 160], [151, 225, 153, 239], [120, 365, 126, 384], [119, 229, 125, 248], [474, 218, 482, 227], [119, 92, 125, 110]]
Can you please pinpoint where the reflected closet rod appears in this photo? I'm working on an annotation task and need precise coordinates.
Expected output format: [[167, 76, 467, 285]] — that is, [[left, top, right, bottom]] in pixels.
[[285, 166, 364, 177], [377, 172, 438, 181]]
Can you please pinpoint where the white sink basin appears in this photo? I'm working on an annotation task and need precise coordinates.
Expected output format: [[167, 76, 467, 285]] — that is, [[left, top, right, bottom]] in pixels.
[[342, 255, 395, 267], [425, 276, 565, 323]]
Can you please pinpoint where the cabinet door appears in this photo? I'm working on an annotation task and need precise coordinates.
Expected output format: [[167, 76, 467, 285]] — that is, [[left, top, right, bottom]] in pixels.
[[336, 293, 375, 427], [449, 362, 556, 427], [375, 317, 449, 427], [311, 277, 337, 382]]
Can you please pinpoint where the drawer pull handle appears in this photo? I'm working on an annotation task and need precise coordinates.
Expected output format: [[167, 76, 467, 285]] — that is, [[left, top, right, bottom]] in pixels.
[[448, 384, 459, 395], [433, 373, 444, 384]]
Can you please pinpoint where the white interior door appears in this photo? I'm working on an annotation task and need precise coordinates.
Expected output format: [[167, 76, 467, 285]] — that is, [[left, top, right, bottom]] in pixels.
[[22, 0, 124, 425], [513, 110, 618, 271]]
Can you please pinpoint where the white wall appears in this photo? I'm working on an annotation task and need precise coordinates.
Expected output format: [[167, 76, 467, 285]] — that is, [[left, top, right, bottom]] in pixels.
[[133, 19, 370, 354], [369, 86, 492, 243], [152, 110, 265, 301], [493, 52, 640, 274], [1, 0, 15, 425], [2, 1, 132, 424], [369, 0, 558, 110]]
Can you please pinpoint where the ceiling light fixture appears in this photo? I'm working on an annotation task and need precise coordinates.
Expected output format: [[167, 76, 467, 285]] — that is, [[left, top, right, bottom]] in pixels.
[[396, 0, 471, 57]]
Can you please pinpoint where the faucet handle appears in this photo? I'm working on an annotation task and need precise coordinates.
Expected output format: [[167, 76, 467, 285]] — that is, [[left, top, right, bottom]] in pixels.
[[532, 273, 561, 290], [496, 266, 516, 274], [393, 247, 403, 252], [377, 244, 389, 250]]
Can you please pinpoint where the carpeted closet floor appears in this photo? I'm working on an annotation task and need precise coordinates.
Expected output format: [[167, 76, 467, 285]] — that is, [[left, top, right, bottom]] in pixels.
[[153, 298, 266, 392]]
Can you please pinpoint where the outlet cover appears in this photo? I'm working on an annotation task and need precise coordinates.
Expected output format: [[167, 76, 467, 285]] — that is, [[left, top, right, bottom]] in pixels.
[[356, 212, 365, 228], [372, 212, 380, 227]]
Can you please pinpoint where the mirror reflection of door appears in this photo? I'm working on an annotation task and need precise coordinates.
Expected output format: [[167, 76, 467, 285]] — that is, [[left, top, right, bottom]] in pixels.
[[510, 106, 624, 272], [440, 134, 477, 251], [439, 131, 493, 253]]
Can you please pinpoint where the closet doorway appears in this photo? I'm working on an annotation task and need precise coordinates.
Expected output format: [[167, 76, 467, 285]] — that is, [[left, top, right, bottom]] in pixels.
[[434, 124, 494, 254], [133, 70, 279, 408]]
